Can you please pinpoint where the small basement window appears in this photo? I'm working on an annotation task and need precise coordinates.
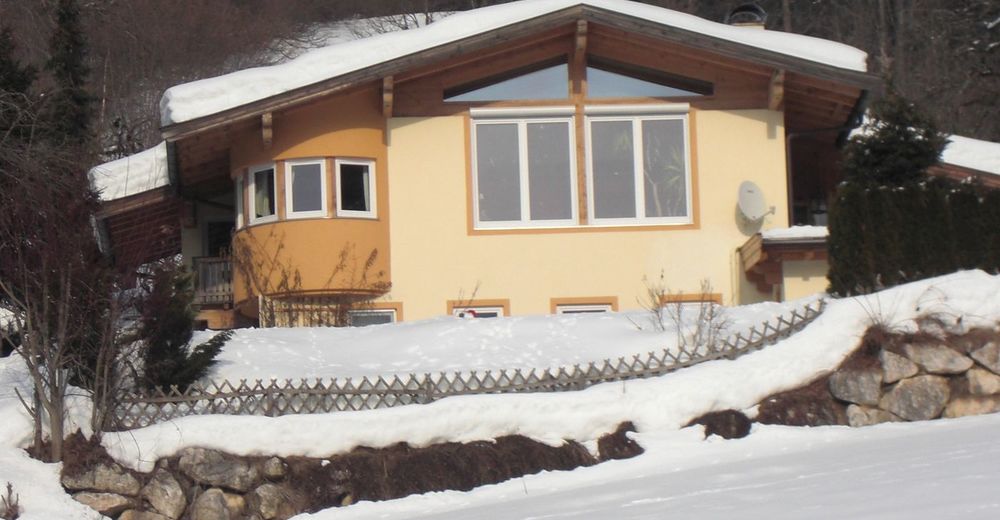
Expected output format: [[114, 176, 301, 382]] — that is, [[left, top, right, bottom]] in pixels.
[[249, 164, 277, 224], [347, 309, 396, 327], [556, 303, 613, 314], [453, 306, 504, 318], [336, 159, 376, 218], [285, 159, 327, 218]]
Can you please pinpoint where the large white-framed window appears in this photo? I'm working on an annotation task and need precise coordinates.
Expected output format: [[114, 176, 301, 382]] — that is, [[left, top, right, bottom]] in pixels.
[[234, 174, 245, 229], [470, 106, 578, 229], [585, 104, 693, 226], [335, 158, 376, 219], [248, 164, 278, 224], [284, 158, 328, 219]]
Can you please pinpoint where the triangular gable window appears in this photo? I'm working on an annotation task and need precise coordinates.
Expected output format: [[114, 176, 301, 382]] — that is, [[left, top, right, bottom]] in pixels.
[[587, 59, 711, 98], [445, 63, 569, 102]]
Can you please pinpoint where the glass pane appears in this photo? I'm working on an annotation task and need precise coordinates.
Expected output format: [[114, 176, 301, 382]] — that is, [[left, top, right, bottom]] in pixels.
[[349, 311, 394, 327], [642, 119, 688, 218], [254, 168, 275, 218], [291, 162, 323, 213], [588, 67, 703, 98], [340, 163, 370, 212], [446, 64, 568, 102], [591, 120, 635, 219], [527, 122, 572, 221], [475, 123, 520, 222]]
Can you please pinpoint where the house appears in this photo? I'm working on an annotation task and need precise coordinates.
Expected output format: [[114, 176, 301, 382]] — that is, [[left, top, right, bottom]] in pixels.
[[92, 0, 888, 328]]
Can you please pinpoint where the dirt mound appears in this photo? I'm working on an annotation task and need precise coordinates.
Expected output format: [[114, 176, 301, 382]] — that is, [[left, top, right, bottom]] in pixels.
[[687, 410, 752, 439]]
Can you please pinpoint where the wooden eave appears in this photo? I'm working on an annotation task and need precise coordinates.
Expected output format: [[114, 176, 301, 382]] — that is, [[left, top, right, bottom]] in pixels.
[[97, 185, 173, 218], [928, 163, 1000, 190], [740, 233, 828, 294], [160, 4, 880, 142]]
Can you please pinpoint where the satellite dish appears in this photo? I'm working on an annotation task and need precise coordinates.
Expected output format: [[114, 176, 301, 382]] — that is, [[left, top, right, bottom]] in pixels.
[[737, 181, 774, 221]]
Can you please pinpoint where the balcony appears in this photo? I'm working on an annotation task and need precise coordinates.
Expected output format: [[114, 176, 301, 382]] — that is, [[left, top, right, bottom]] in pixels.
[[193, 256, 232, 306]]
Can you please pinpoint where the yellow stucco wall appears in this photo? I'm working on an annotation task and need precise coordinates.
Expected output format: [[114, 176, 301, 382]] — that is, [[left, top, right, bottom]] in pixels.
[[385, 109, 788, 320], [782, 259, 830, 301]]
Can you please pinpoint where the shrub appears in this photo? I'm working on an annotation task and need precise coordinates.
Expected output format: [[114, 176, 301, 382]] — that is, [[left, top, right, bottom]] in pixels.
[[138, 260, 228, 391]]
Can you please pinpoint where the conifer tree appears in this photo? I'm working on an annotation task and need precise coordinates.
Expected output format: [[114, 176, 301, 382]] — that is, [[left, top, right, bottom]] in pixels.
[[827, 182, 874, 296], [43, 0, 92, 145], [948, 181, 985, 270]]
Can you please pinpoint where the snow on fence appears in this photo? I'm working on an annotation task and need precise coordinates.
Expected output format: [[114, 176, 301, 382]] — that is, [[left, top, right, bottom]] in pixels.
[[110, 300, 826, 430]]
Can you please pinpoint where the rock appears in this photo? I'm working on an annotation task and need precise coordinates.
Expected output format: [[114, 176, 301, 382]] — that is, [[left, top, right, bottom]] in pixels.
[[828, 369, 882, 406], [341, 494, 354, 507], [120, 511, 171, 520], [252, 483, 298, 520], [72, 492, 133, 515], [223, 492, 246, 516], [179, 448, 259, 492], [880, 350, 919, 384], [879, 375, 950, 421], [903, 344, 973, 375], [846, 404, 901, 427], [192, 489, 231, 520], [686, 410, 752, 439], [970, 342, 1000, 375], [967, 367, 1000, 395], [142, 469, 186, 519], [62, 463, 142, 495], [262, 457, 286, 480], [943, 396, 1000, 418]]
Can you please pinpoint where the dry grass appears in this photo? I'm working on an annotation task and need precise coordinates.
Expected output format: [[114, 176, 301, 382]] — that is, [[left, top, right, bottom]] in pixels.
[[1, 483, 19, 520]]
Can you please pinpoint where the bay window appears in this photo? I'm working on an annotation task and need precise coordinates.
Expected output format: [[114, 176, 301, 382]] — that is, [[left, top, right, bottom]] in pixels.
[[336, 158, 376, 218], [249, 164, 277, 224], [285, 159, 327, 219]]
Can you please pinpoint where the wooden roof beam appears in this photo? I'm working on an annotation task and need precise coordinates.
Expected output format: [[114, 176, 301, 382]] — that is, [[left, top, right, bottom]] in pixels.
[[261, 112, 273, 148], [382, 76, 394, 118], [768, 69, 785, 111]]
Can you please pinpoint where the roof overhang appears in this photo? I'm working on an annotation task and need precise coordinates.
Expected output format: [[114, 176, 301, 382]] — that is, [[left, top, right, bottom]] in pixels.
[[161, 4, 880, 142]]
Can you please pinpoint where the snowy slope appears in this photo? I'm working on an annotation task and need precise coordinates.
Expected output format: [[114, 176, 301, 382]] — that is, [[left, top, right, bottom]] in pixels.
[[160, 0, 869, 125]]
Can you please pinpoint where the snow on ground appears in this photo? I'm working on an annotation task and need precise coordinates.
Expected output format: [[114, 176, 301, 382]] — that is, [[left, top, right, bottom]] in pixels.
[[761, 225, 829, 241], [3, 271, 1000, 519], [305, 414, 1000, 520], [88, 141, 169, 201], [196, 299, 804, 382], [942, 134, 1000, 176], [160, 0, 869, 125]]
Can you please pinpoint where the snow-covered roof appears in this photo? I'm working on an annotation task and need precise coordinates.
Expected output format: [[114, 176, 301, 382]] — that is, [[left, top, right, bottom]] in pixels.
[[942, 134, 1000, 176], [761, 225, 829, 242], [89, 141, 169, 201], [159, 0, 869, 126]]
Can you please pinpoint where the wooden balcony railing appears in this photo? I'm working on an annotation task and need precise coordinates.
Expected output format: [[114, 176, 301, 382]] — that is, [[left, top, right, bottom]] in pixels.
[[193, 257, 232, 305]]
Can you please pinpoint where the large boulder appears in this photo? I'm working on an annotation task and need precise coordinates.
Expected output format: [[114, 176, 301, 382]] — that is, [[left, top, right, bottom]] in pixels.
[[879, 375, 950, 421], [251, 483, 299, 520], [179, 448, 259, 492], [967, 367, 1000, 395], [62, 463, 141, 495], [943, 396, 1000, 419], [828, 370, 882, 406], [191, 489, 231, 520], [846, 404, 901, 427], [903, 344, 973, 375], [262, 457, 286, 480], [72, 492, 134, 516], [970, 342, 1000, 375], [142, 469, 186, 519], [880, 350, 919, 384]]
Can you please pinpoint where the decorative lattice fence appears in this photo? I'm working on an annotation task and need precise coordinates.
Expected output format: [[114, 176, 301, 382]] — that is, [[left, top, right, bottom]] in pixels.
[[110, 300, 825, 430]]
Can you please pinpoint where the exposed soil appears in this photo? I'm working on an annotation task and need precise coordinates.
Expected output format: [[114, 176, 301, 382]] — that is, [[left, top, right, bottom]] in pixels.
[[687, 410, 752, 439], [756, 378, 848, 427], [597, 421, 644, 460]]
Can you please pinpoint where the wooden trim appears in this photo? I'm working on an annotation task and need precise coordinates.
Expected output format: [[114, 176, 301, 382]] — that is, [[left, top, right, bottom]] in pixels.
[[98, 186, 173, 217], [550, 296, 618, 313], [447, 298, 511, 317], [659, 292, 723, 305]]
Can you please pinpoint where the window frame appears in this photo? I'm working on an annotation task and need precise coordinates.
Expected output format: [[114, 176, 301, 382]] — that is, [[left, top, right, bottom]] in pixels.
[[469, 106, 578, 230], [234, 174, 245, 229], [584, 104, 694, 227], [248, 163, 278, 225], [335, 158, 377, 219], [452, 306, 505, 318], [284, 158, 329, 220], [347, 308, 397, 327]]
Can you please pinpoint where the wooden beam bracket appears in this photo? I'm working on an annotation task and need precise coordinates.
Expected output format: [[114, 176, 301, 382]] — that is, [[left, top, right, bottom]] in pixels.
[[261, 112, 273, 148], [768, 69, 786, 111], [382, 76, 394, 118]]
